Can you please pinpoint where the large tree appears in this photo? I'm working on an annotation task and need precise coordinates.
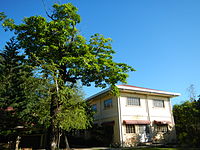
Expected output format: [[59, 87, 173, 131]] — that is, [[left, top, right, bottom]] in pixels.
[[173, 99, 200, 147], [0, 38, 30, 132], [0, 38, 46, 141], [1, 3, 134, 150], [0, 38, 90, 150]]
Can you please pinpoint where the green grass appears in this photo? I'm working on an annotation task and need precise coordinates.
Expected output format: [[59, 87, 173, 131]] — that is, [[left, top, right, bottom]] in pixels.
[[92, 148, 200, 150], [127, 148, 200, 150]]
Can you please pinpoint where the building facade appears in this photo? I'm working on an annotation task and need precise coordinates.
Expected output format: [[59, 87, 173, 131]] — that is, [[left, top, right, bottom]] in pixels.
[[87, 85, 180, 146]]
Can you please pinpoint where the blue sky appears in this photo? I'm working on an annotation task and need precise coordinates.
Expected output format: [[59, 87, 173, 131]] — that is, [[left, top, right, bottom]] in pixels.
[[1, 0, 200, 105]]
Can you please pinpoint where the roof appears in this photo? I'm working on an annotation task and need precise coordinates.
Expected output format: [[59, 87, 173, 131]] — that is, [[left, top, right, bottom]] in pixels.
[[117, 85, 181, 96], [86, 84, 181, 101]]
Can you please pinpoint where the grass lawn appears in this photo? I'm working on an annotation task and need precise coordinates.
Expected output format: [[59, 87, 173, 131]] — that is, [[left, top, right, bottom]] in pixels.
[[127, 148, 200, 150]]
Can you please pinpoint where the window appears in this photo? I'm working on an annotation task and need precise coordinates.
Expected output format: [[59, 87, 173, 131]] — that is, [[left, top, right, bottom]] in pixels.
[[127, 97, 140, 106], [126, 124, 135, 133], [155, 124, 168, 132], [104, 99, 112, 109], [92, 104, 97, 112], [153, 99, 164, 108]]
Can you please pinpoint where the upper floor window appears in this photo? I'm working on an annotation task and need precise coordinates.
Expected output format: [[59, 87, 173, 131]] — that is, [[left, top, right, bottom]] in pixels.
[[104, 99, 112, 109], [127, 97, 140, 106], [153, 99, 164, 108], [92, 104, 97, 112]]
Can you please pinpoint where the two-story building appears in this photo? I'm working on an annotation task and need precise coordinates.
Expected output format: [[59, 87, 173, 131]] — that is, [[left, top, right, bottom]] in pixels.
[[87, 85, 180, 146]]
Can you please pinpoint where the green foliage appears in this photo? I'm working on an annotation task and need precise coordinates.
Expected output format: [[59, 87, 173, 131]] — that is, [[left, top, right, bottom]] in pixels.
[[1, 3, 134, 149], [0, 38, 49, 137], [55, 86, 93, 130], [0, 38, 26, 112], [0, 38, 28, 135], [173, 99, 200, 147], [1, 3, 134, 90], [0, 12, 15, 31], [0, 12, 6, 21]]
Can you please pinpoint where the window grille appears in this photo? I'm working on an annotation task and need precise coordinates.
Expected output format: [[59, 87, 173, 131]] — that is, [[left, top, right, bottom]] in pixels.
[[127, 97, 140, 106], [126, 124, 135, 133], [155, 124, 168, 132], [153, 99, 164, 107]]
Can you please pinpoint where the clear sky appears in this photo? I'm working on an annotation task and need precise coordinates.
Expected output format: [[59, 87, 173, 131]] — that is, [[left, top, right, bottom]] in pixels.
[[1, 0, 200, 105]]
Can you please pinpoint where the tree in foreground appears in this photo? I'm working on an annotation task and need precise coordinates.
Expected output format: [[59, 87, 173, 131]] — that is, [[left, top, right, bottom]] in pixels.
[[173, 98, 200, 147], [1, 3, 134, 150], [0, 38, 48, 147], [0, 38, 31, 137]]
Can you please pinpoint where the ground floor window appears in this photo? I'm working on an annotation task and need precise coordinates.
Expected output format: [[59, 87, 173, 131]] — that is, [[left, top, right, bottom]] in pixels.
[[126, 124, 135, 133], [155, 124, 168, 132]]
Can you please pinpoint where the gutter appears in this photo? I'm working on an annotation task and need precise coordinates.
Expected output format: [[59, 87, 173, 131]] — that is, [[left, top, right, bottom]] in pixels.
[[118, 87, 180, 97]]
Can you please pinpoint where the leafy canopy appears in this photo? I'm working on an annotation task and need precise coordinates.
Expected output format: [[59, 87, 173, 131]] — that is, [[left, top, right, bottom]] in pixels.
[[173, 99, 200, 147], [0, 3, 134, 149], [1, 3, 134, 91]]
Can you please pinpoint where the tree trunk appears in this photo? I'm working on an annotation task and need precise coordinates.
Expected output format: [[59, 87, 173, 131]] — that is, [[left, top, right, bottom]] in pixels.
[[46, 91, 59, 150], [64, 132, 70, 150], [47, 124, 59, 150], [15, 136, 21, 150]]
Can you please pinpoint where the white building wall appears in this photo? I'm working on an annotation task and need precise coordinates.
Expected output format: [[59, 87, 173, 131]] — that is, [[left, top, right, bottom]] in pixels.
[[147, 95, 172, 123], [89, 91, 177, 146], [118, 93, 176, 145], [92, 95, 118, 121], [120, 93, 148, 119], [90, 95, 120, 143], [119, 93, 172, 122]]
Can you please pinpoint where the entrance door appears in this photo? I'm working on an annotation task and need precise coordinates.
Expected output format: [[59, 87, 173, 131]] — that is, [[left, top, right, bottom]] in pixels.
[[138, 125, 149, 142], [103, 125, 114, 146]]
